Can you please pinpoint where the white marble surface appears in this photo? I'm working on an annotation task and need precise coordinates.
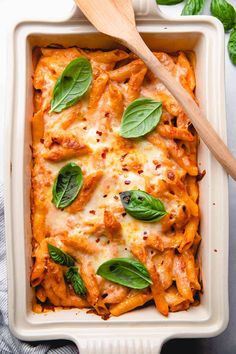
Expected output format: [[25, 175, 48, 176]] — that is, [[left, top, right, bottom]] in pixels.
[[0, 0, 235, 353]]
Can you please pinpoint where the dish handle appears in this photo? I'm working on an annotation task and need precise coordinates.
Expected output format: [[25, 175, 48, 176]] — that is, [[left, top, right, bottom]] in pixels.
[[73, 335, 168, 354], [69, 0, 167, 22], [132, 0, 167, 20]]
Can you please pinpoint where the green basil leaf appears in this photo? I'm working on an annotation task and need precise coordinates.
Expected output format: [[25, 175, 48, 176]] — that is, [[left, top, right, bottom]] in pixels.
[[50, 57, 92, 113], [65, 266, 87, 296], [120, 98, 162, 138], [228, 27, 236, 64], [156, 0, 184, 4], [48, 244, 75, 266], [210, 0, 236, 31], [96, 258, 152, 289], [181, 0, 205, 15], [120, 190, 167, 222], [52, 162, 83, 209]]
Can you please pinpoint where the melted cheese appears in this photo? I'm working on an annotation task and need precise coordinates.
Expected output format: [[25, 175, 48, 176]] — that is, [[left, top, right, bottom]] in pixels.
[[31, 48, 200, 315]]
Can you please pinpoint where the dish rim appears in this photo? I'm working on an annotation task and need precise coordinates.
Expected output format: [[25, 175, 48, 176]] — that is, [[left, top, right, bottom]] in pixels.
[[4, 3, 229, 353]]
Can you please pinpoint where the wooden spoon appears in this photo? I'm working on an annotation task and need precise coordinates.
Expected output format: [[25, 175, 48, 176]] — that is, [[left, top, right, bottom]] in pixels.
[[75, 0, 236, 180]]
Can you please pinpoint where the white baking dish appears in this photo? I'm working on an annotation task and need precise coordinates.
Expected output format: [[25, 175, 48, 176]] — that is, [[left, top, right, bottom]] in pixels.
[[4, 1, 229, 353]]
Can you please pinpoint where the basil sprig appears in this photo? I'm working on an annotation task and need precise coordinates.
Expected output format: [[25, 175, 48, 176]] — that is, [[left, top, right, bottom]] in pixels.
[[52, 162, 83, 209], [210, 0, 236, 31], [228, 27, 236, 64], [65, 266, 87, 296], [50, 57, 92, 113], [48, 244, 75, 266], [156, 0, 184, 4], [120, 190, 167, 222], [120, 98, 162, 138], [182, 0, 205, 15], [96, 258, 152, 289]]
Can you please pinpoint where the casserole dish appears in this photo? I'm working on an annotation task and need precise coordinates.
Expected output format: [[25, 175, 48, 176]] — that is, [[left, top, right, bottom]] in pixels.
[[4, 0, 229, 352]]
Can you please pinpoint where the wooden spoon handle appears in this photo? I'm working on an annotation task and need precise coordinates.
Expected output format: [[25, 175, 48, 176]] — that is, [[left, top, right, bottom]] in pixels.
[[124, 29, 236, 180]]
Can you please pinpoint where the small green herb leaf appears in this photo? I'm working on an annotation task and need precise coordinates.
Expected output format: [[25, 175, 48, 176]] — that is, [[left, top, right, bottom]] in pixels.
[[181, 0, 205, 15], [120, 190, 167, 222], [52, 162, 83, 209], [50, 57, 92, 113], [96, 258, 152, 289], [210, 0, 236, 31], [48, 244, 75, 266], [228, 27, 236, 64], [65, 266, 87, 296], [156, 0, 184, 4], [120, 98, 162, 138]]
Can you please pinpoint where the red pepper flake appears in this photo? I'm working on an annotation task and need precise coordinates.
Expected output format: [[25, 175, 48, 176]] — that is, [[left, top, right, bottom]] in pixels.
[[89, 210, 96, 215], [101, 152, 107, 159], [96, 139, 100, 142], [143, 236, 148, 240], [214, 249, 218, 253], [167, 170, 175, 181], [125, 247, 128, 251], [107, 240, 110, 244], [114, 195, 119, 200], [122, 212, 127, 217], [40, 138, 44, 144], [143, 231, 147, 235], [83, 126, 87, 130], [138, 170, 144, 174], [124, 180, 131, 185], [213, 202, 216, 206], [122, 168, 129, 171], [96, 238, 100, 243], [96, 130, 103, 136], [103, 194, 108, 198], [153, 160, 161, 169], [120, 153, 128, 161]]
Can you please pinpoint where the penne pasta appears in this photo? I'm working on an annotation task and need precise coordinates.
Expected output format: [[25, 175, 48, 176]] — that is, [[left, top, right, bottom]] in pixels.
[[31, 47, 202, 318], [109, 59, 146, 82], [88, 72, 109, 111], [173, 254, 194, 302], [178, 217, 199, 253], [110, 292, 153, 316]]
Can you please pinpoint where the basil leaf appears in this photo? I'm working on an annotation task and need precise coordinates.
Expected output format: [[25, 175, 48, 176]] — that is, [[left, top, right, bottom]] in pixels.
[[48, 244, 75, 266], [181, 0, 205, 15], [52, 162, 83, 209], [120, 98, 162, 138], [65, 266, 87, 296], [96, 258, 152, 289], [50, 57, 92, 113], [156, 0, 184, 4], [228, 27, 236, 64], [120, 190, 167, 222], [210, 0, 236, 31]]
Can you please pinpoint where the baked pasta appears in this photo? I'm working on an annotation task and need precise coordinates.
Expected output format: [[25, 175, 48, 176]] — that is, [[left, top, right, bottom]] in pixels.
[[31, 46, 201, 318]]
